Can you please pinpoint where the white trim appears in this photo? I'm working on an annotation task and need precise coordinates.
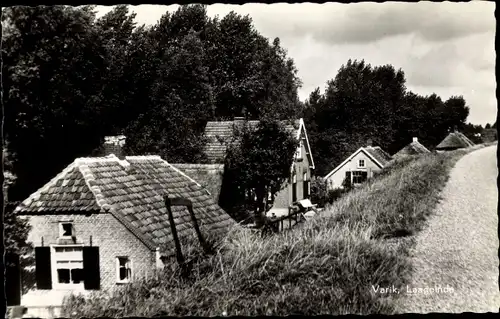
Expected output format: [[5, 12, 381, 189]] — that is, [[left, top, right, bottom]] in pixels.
[[323, 147, 383, 180], [50, 244, 85, 291], [298, 118, 316, 170], [116, 256, 133, 284]]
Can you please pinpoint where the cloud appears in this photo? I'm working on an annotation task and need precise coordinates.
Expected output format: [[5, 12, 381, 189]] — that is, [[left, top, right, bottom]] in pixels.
[[204, 2, 495, 45], [93, 3, 496, 125]]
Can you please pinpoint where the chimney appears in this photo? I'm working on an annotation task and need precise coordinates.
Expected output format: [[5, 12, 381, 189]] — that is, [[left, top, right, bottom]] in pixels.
[[413, 137, 418, 143], [98, 135, 126, 159], [366, 138, 373, 147]]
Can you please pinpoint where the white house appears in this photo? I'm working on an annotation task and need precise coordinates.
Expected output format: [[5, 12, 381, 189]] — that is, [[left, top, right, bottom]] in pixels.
[[323, 143, 392, 190]]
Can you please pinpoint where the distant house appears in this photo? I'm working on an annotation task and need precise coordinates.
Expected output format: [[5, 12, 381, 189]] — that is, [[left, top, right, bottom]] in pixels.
[[202, 117, 315, 218], [14, 137, 236, 315], [436, 131, 475, 151], [393, 137, 430, 158], [323, 141, 393, 190]]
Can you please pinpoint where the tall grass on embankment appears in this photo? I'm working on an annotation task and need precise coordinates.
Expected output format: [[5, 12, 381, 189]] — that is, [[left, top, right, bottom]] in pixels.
[[62, 148, 479, 317]]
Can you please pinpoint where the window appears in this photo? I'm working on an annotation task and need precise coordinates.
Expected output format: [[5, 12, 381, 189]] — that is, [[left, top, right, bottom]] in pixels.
[[59, 222, 74, 238], [352, 171, 368, 184], [296, 141, 303, 159], [303, 173, 309, 199], [53, 246, 84, 287], [358, 159, 365, 168], [116, 257, 132, 283]]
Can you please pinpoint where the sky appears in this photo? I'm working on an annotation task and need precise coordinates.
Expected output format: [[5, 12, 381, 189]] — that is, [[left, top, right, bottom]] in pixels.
[[96, 2, 496, 126]]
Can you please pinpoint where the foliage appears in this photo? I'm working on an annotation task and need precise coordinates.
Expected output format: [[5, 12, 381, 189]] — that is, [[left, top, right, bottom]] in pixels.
[[309, 177, 344, 207], [304, 59, 471, 176], [62, 148, 479, 317], [309, 176, 327, 207], [2, 5, 107, 201], [2, 4, 302, 202], [220, 119, 298, 227]]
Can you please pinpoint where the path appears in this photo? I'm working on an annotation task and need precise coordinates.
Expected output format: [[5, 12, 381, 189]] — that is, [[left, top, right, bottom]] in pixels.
[[397, 145, 499, 313]]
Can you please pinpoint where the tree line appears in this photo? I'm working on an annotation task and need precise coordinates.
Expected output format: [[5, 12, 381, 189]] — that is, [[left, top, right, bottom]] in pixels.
[[2, 4, 303, 203], [302, 59, 482, 176], [3, 4, 490, 206]]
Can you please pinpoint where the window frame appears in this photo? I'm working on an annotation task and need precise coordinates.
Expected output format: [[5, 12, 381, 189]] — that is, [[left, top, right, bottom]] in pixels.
[[358, 159, 366, 168], [352, 171, 368, 184], [58, 222, 74, 239], [116, 256, 132, 284], [50, 244, 85, 290]]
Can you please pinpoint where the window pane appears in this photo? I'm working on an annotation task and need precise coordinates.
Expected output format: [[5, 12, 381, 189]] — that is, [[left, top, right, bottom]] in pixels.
[[62, 223, 72, 236], [71, 269, 84, 284], [119, 267, 127, 280], [57, 269, 70, 283]]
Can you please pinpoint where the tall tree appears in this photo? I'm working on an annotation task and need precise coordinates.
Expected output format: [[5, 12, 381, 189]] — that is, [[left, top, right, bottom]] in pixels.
[[3, 5, 107, 201], [221, 119, 298, 227], [124, 29, 212, 163]]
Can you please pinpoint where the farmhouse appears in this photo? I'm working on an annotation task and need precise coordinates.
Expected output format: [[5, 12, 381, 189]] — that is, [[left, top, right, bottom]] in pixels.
[[14, 149, 236, 314], [202, 117, 315, 218], [324, 142, 392, 190], [393, 137, 430, 158], [435, 131, 474, 151]]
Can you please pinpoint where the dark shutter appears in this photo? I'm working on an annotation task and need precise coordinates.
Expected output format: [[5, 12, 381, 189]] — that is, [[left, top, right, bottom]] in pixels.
[[303, 181, 309, 198], [6, 253, 21, 305], [83, 247, 100, 290], [292, 183, 297, 202], [35, 247, 52, 290]]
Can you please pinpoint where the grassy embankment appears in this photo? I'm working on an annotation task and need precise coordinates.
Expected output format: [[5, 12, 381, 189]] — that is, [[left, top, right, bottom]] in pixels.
[[62, 146, 485, 317]]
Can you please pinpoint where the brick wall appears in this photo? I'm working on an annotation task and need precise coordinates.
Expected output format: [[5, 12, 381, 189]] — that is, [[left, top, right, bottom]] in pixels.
[[22, 212, 156, 305]]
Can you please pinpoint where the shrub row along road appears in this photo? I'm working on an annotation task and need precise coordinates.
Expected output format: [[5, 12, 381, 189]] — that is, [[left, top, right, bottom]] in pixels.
[[397, 145, 499, 313]]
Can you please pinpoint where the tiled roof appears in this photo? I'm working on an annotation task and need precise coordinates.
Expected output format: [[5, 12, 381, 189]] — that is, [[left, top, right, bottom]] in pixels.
[[15, 155, 237, 256], [170, 164, 224, 201], [436, 132, 475, 150], [203, 119, 300, 163], [364, 146, 393, 166], [393, 140, 430, 157]]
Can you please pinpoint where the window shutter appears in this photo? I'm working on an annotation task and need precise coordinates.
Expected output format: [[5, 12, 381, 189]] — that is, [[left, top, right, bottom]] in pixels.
[[35, 247, 52, 290], [83, 247, 100, 290]]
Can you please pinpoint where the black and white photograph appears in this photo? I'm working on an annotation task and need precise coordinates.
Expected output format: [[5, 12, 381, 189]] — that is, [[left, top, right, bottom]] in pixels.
[[2, 1, 498, 317]]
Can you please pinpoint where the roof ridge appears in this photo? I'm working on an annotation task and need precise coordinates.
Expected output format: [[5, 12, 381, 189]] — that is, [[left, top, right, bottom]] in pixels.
[[15, 160, 78, 211], [75, 154, 120, 163], [125, 155, 162, 160], [78, 164, 112, 212], [162, 160, 205, 190], [78, 160, 158, 251]]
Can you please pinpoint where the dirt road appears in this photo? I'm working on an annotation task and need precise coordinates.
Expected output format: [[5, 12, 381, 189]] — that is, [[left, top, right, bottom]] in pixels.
[[397, 145, 499, 313]]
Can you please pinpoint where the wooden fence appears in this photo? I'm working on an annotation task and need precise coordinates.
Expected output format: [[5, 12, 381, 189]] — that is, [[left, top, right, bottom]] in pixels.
[[265, 206, 307, 233]]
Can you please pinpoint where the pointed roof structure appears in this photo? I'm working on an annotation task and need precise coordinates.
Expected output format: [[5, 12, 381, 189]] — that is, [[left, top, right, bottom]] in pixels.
[[323, 145, 393, 180], [393, 137, 430, 158], [15, 154, 237, 257], [436, 131, 474, 150], [203, 118, 315, 169]]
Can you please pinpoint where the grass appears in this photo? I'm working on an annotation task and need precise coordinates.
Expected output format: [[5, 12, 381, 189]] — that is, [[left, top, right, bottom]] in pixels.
[[61, 146, 487, 317]]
